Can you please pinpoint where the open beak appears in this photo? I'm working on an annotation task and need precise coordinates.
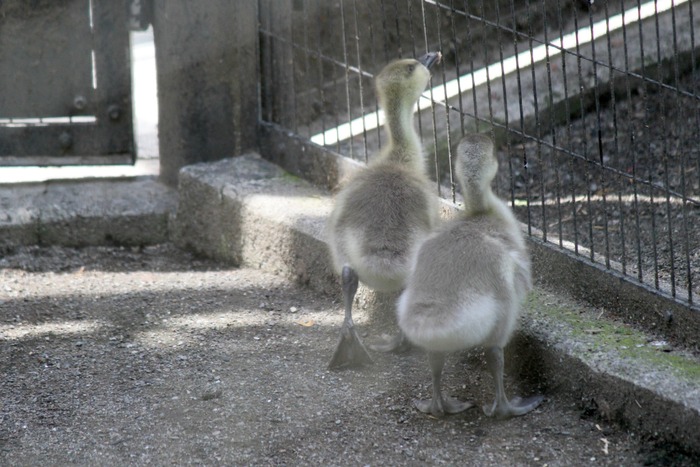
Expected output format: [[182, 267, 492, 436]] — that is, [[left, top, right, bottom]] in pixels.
[[417, 51, 442, 71]]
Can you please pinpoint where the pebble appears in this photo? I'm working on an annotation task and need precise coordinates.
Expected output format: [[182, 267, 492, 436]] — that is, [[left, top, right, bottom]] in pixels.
[[201, 388, 223, 401]]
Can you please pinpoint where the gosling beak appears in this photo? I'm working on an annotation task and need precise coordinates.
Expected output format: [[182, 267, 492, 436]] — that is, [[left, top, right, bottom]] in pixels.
[[417, 51, 442, 71]]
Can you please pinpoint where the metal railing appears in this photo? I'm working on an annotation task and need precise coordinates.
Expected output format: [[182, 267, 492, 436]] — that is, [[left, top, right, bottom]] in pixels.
[[259, 0, 700, 312]]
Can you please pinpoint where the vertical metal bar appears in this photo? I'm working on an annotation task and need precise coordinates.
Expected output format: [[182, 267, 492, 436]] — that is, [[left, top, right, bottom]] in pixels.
[[419, 1, 429, 62], [406, 0, 426, 144], [525, 0, 546, 243], [634, 0, 660, 288], [392, 0, 403, 58], [338, 0, 355, 160], [94, 0, 134, 158], [586, 3, 611, 267], [485, 2, 496, 130], [269, 2, 295, 128], [366, 1, 382, 151], [652, 1, 676, 297], [450, 0, 465, 139], [313, 1, 329, 147], [448, 0, 465, 202], [300, 0, 312, 139], [420, 1, 442, 198], [540, 0, 563, 247], [351, 0, 369, 162], [509, 0, 532, 236], [571, 3, 595, 261], [649, 174, 660, 290], [289, 9, 298, 134], [620, 0, 639, 280], [435, 1, 455, 202], [406, 0, 418, 58], [556, 0, 579, 254], [670, 0, 692, 303], [602, 0, 626, 275], [379, 0, 390, 63], [494, 0, 515, 210], [463, 0, 480, 132], [479, 0, 495, 130], [330, 7, 343, 155], [684, 0, 697, 304], [624, 0, 643, 283], [262, 5, 273, 123], [662, 151, 676, 298]]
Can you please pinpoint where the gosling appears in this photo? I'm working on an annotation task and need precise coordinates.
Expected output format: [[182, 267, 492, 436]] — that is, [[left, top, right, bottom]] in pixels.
[[326, 52, 442, 369], [397, 133, 544, 418]]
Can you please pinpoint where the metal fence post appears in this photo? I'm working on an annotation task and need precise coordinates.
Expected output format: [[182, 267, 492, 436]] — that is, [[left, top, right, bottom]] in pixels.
[[152, 0, 259, 186], [259, 0, 294, 128]]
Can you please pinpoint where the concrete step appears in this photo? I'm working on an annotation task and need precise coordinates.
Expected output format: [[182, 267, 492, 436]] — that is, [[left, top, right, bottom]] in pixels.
[[173, 153, 700, 455], [0, 177, 176, 251]]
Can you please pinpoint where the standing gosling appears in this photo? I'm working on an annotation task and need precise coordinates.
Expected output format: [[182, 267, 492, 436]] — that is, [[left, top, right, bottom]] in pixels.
[[397, 133, 543, 418], [326, 52, 442, 369]]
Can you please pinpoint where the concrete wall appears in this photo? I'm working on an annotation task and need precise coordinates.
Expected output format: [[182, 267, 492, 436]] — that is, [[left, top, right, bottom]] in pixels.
[[152, 0, 259, 186]]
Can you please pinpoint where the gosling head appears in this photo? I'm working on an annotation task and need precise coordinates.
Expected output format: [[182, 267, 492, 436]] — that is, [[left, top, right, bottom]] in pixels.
[[375, 52, 442, 112], [455, 133, 498, 192]]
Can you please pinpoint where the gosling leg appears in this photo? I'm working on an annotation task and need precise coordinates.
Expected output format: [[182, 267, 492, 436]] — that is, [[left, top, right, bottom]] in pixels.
[[414, 351, 473, 417], [483, 346, 543, 419], [328, 266, 373, 369]]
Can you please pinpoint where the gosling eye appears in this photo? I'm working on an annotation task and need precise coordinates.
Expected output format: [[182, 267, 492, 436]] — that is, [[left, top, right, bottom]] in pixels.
[[406, 64, 416, 73]]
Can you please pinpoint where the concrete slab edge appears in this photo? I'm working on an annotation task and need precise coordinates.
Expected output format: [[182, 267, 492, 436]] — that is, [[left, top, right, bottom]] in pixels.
[[0, 177, 177, 250], [174, 153, 700, 454]]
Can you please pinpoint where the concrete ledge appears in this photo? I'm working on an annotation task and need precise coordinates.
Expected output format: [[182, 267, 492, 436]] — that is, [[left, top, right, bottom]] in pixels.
[[173, 155, 337, 295], [0, 177, 176, 250], [513, 289, 700, 454], [174, 153, 700, 454]]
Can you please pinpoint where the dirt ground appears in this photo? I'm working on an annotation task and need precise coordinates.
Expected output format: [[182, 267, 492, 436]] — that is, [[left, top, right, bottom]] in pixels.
[[1, 244, 695, 466]]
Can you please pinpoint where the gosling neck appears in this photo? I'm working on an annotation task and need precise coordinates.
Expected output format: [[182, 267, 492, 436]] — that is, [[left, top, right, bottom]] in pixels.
[[381, 100, 422, 168], [461, 182, 499, 217]]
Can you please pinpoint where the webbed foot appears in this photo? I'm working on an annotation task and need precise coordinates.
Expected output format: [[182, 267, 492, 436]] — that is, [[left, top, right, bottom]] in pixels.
[[415, 395, 474, 418], [414, 351, 474, 417], [483, 394, 544, 420], [328, 325, 373, 370], [368, 331, 412, 353]]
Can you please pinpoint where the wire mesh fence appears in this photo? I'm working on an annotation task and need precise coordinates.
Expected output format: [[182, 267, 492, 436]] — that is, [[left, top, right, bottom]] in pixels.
[[259, 0, 700, 311]]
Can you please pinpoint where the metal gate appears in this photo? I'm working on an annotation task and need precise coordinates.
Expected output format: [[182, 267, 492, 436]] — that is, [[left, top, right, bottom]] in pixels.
[[0, 0, 134, 166]]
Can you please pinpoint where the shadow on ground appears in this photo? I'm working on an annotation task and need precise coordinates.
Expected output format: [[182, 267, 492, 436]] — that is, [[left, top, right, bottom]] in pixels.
[[1, 245, 695, 465]]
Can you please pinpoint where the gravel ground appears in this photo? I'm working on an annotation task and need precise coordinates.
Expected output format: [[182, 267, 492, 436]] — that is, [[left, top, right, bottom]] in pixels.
[[0, 244, 694, 465]]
